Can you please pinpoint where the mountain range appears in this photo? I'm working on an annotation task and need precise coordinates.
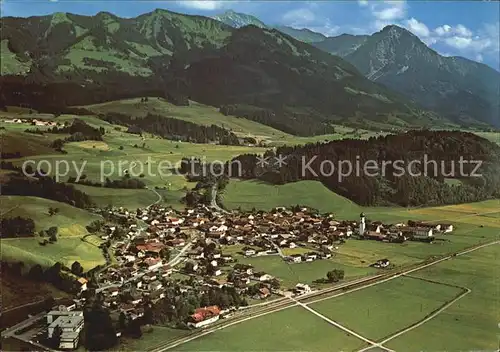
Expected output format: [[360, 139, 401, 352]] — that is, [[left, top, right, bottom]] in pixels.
[[1, 9, 498, 132], [214, 10, 500, 128], [213, 10, 327, 43]]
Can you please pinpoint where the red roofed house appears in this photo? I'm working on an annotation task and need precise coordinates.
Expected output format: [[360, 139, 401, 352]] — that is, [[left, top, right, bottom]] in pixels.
[[143, 257, 163, 271], [136, 242, 165, 255], [188, 306, 221, 328]]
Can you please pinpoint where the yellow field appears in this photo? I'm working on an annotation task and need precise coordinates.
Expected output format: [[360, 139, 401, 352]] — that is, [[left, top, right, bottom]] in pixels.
[[282, 247, 312, 256], [69, 140, 110, 151]]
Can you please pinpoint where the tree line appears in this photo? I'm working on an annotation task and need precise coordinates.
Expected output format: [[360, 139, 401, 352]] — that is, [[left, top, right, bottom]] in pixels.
[[220, 104, 334, 136], [98, 112, 240, 145], [67, 174, 146, 189], [0, 216, 35, 238], [1, 172, 94, 209]]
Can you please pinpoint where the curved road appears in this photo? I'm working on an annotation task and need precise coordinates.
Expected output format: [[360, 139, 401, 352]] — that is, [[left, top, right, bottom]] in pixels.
[[210, 184, 228, 214]]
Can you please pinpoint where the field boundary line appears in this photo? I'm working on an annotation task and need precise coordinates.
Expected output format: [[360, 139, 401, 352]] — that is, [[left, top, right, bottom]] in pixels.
[[372, 287, 471, 349], [149, 236, 499, 351], [306, 240, 499, 306], [291, 297, 395, 352]]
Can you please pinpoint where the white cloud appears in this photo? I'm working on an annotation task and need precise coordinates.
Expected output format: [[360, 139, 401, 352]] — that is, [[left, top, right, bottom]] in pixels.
[[405, 17, 430, 37], [176, 1, 227, 11], [444, 36, 492, 52], [434, 24, 473, 38], [372, 1, 407, 21], [435, 24, 452, 36], [307, 20, 341, 36], [480, 22, 500, 53], [455, 24, 472, 37], [444, 36, 473, 50], [282, 8, 316, 26], [359, 0, 407, 31], [475, 54, 484, 62], [281, 7, 340, 36]]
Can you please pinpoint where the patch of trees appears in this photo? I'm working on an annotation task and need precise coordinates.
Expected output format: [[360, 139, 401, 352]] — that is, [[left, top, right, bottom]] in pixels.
[[0, 216, 35, 238], [151, 284, 247, 327], [98, 112, 240, 145], [3, 260, 88, 294], [39, 226, 59, 244], [0, 151, 22, 159], [314, 269, 345, 284], [67, 174, 146, 189], [84, 304, 118, 351], [48, 120, 104, 150], [0, 70, 168, 112], [2, 174, 94, 208], [230, 130, 500, 207]]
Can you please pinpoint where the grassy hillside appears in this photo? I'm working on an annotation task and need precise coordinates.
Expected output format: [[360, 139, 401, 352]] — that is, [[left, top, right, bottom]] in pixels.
[[85, 97, 387, 145], [85, 98, 289, 141], [2, 10, 232, 77], [223, 179, 500, 222], [0, 129, 62, 157], [0, 195, 101, 236], [0, 196, 105, 269], [1, 39, 31, 75], [0, 112, 264, 209], [222, 180, 363, 217]]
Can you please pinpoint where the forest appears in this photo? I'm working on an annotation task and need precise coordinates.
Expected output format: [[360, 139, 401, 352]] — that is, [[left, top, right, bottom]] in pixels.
[[228, 130, 500, 206], [0, 216, 36, 238], [1, 170, 94, 209], [99, 112, 241, 145]]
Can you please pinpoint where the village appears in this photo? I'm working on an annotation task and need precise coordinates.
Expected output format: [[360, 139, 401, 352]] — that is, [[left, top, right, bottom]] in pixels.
[[8, 204, 454, 350]]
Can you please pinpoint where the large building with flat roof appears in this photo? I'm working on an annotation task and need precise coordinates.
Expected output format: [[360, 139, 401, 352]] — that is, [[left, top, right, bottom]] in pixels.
[[47, 311, 84, 350]]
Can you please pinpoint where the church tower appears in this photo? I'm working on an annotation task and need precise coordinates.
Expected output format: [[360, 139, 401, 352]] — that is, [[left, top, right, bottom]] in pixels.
[[359, 212, 366, 236]]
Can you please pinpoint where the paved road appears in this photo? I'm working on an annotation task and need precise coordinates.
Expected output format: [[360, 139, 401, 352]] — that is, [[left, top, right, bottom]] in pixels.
[[292, 298, 395, 352], [266, 238, 285, 258], [1, 312, 45, 339], [2, 298, 47, 315], [147, 187, 163, 209], [96, 238, 194, 293], [210, 184, 228, 214]]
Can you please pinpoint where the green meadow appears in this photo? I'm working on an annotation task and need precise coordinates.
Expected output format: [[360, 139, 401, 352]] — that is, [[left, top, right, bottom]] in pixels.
[[175, 306, 365, 352], [0, 196, 104, 270], [386, 244, 500, 351], [309, 276, 464, 341], [85, 97, 385, 146]]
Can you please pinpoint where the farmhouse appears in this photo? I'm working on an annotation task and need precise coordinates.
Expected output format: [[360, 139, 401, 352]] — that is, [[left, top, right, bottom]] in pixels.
[[295, 283, 312, 295], [188, 306, 221, 328]]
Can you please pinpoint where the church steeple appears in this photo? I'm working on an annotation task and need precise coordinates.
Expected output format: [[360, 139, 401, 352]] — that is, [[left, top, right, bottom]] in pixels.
[[359, 212, 366, 235]]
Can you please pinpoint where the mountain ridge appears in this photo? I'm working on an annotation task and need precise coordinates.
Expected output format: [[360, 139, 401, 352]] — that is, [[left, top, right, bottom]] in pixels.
[[0, 9, 494, 132]]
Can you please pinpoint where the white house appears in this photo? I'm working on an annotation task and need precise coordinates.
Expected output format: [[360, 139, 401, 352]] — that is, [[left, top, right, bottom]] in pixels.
[[244, 249, 256, 256], [415, 227, 433, 237], [295, 283, 312, 294], [258, 274, 274, 282], [441, 224, 454, 233]]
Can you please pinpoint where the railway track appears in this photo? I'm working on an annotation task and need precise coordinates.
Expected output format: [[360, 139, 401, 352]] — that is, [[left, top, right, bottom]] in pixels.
[[148, 239, 499, 352]]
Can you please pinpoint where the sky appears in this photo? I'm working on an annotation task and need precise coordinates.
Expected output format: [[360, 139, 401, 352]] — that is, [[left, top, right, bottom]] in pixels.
[[2, 0, 499, 69]]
